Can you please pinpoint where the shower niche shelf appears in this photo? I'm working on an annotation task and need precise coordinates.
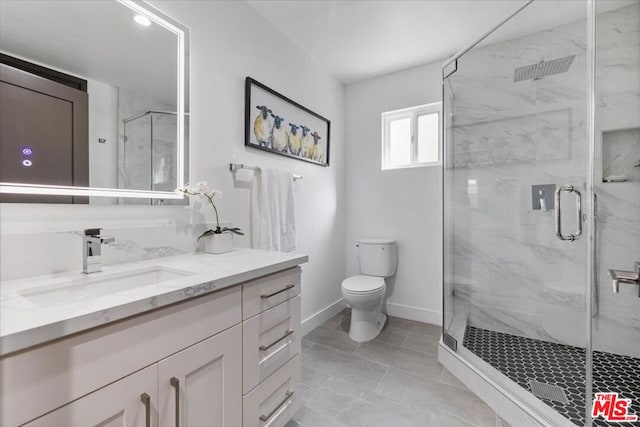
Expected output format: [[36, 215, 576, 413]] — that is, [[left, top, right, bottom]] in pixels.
[[601, 127, 640, 183]]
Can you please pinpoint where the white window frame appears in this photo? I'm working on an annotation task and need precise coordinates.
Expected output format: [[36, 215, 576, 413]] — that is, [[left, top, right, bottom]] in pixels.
[[381, 101, 442, 170]]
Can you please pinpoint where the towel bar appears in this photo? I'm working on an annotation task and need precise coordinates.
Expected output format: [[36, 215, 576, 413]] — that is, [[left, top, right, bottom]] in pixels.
[[229, 163, 302, 181]]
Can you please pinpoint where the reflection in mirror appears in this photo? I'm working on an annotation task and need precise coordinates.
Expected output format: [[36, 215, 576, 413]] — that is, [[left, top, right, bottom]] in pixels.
[[0, 0, 189, 204]]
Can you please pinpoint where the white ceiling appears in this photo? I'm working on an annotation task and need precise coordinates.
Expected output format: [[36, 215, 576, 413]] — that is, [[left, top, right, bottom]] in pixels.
[[248, 0, 634, 84], [0, 1, 178, 105], [2, 0, 633, 93]]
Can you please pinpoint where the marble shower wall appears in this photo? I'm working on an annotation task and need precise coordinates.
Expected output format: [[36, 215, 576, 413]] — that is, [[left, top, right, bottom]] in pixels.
[[592, 2, 640, 358], [448, 3, 639, 357], [121, 112, 181, 195], [149, 113, 180, 193], [118, 88, 184, 204], [122, 112, 153, 193], [602, 128, 640, 182]]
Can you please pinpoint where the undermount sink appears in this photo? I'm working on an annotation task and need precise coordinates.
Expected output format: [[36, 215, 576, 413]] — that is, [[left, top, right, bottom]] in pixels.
[[19, 266, 194, 308]]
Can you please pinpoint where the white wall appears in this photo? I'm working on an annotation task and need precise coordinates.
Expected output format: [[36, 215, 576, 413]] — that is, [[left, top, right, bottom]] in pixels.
[[156, 0, 347, 327], [345, 62, 443, 325], [0, 1, 346, 326]]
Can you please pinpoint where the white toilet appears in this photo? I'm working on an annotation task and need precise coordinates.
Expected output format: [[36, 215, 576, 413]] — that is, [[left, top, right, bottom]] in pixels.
[[342, 238, 397, 342]]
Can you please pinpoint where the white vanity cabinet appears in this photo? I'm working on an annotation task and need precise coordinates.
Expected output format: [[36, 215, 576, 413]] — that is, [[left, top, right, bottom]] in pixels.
[[0, 265, 303, 427], [22, 326, 243, 427]]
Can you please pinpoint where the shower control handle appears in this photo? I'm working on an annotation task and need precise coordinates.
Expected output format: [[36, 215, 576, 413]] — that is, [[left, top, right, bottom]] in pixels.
[[554, 185, 583, 242], [608, 262, 640, 295]]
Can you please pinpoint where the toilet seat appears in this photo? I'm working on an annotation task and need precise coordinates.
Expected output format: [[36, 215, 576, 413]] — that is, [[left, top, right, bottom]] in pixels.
[[341, 275, 385, 295]]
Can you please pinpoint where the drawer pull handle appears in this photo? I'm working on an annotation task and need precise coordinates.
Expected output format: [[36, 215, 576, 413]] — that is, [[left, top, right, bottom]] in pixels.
[[259, 390, 294, 422], [260, 329, 295, 351], [170, 377, 180, 427], [261, 284, 295, 299], [140, 393, 151, 427]]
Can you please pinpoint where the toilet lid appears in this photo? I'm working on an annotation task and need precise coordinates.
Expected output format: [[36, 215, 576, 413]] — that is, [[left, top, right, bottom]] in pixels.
[[342, 275, 385, 294]]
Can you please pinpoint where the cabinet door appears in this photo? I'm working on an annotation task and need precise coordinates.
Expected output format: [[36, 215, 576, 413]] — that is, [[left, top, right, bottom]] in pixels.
[[23, 365, 157, 427], [158, 324, 242, 427]]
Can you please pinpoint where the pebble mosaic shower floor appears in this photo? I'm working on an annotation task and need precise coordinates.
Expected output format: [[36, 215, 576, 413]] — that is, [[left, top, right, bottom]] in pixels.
[[463, 326, 640, 427]]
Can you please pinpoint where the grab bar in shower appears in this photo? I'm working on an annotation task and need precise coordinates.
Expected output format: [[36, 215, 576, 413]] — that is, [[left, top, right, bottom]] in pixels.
[[555, 185, 583, 242]]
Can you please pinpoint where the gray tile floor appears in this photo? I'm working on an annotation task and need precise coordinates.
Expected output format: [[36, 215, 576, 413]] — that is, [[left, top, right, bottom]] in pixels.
[[287, 309, 510, 427]]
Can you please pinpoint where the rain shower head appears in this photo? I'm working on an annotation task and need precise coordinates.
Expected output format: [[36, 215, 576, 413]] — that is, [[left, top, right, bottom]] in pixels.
[[513, 55, 575, 82]]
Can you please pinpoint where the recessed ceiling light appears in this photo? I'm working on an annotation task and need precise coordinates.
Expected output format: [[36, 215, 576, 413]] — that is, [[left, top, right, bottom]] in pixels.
[[134, 14, 151, 27]]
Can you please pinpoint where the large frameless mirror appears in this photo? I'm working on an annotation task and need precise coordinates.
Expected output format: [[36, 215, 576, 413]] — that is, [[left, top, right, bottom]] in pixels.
[[0, 0, 189, 204]]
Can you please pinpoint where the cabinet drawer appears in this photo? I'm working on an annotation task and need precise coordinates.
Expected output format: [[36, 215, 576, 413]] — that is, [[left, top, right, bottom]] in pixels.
[[242, 267, 301, 320], [23, 364, 157, 427], [243, 295, 300, 394], [243, 354, 301, 427]]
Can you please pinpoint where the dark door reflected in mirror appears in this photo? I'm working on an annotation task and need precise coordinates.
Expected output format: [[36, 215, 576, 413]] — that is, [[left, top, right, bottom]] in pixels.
[[0, 56, 89, 203]]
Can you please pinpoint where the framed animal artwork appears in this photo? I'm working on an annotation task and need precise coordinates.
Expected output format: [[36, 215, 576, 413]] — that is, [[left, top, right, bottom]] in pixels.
[[244, 77, 330, 166]]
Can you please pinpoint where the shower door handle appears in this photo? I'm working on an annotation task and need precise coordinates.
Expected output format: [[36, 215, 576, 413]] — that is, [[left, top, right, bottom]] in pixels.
[[555, 185, 583, 241]]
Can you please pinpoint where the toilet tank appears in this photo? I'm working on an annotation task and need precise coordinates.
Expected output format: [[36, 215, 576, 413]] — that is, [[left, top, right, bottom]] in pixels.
[[357, 239, 397, 277]]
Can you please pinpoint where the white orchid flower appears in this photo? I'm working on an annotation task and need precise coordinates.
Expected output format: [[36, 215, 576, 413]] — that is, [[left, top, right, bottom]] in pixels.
[[178, 183, 243, 241], [194, 181, 209, 193]]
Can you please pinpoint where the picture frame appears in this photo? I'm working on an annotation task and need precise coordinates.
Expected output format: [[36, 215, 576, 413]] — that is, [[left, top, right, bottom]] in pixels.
[[245, 77, 330, 166]]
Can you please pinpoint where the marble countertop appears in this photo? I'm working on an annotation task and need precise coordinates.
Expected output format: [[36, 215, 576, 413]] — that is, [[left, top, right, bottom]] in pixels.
[[0, 249, 308, 356]]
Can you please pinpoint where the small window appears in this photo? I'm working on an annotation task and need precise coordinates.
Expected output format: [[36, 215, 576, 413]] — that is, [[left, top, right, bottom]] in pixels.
[[381, 102, 442, 170]]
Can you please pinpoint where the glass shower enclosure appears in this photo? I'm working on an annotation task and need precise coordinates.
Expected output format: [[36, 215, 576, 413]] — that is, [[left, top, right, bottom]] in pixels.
[[120, 111, 188, 205], [441, 1, 639, 426]]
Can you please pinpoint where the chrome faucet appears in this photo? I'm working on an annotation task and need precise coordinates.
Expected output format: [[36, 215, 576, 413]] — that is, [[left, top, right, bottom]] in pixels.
[[83, 228, 115, 274], [608, 261, 640, 296]]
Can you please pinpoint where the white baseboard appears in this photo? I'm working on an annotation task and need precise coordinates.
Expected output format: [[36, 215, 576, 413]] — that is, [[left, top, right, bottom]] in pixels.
[[301, 299, 440, 336], [302, 297, 348, 336], [384, 301, 442, 326]]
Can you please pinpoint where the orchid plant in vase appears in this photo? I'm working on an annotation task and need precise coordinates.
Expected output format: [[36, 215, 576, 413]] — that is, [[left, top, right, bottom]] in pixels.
[[177, 182, 244, 253]]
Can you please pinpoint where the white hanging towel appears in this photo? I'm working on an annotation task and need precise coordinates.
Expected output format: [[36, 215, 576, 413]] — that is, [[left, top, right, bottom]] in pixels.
[[250, 167, 296, 252]]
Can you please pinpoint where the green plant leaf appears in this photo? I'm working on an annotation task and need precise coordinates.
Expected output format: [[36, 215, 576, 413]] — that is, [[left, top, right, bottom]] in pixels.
[[197, 229, 217, 241], [220, 227, 245, 236]]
